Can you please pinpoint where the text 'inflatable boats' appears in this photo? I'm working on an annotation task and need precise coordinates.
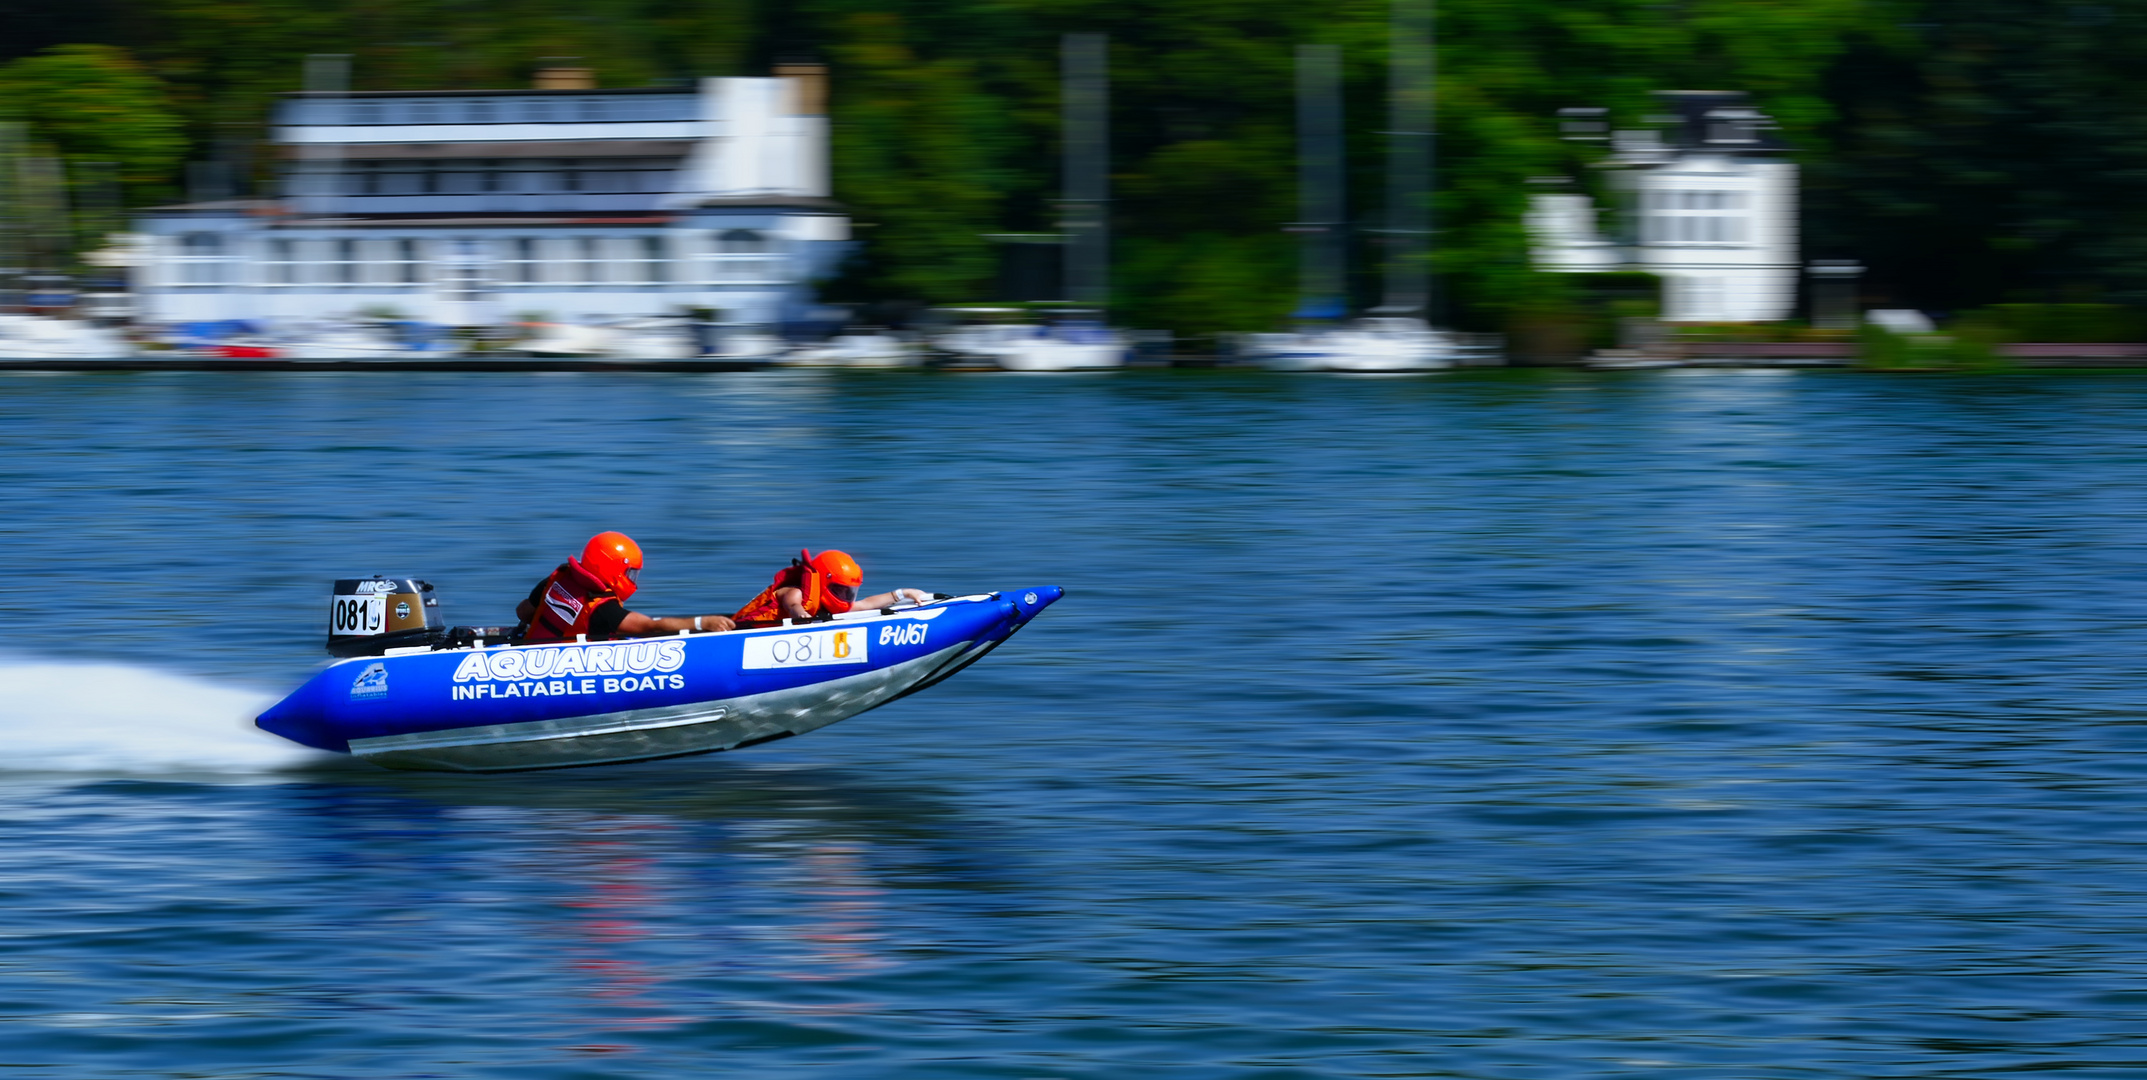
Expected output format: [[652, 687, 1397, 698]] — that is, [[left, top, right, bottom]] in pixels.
[[257, 585, 1064, 772]]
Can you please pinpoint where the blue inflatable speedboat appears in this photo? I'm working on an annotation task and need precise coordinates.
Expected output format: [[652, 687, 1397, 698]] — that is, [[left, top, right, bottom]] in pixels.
[[258, 583, 1064, 772]]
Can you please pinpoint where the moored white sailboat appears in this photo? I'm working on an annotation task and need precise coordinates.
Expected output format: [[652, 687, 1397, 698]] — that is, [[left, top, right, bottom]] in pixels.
[[0, 314, 135, 359], [1262, 0, 1487, 372]]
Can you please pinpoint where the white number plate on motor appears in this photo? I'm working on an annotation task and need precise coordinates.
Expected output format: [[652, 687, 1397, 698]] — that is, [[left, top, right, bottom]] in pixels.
[[741, 626, 870, 670], [332, 594, 386, 635]]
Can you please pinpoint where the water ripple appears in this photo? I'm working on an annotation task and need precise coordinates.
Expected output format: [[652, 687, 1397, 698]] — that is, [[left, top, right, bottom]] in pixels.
[[0, 371, 2144, 1077]]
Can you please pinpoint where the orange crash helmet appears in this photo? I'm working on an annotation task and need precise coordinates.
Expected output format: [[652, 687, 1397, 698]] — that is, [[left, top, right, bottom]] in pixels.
[[581, 531, 645, 600], [805, 548, 863, 612]]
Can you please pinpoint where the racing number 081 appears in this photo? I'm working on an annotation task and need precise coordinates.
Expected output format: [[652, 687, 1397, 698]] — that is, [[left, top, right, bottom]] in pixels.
[[332, 594, 385, 635], [768, 630, 851, 665]]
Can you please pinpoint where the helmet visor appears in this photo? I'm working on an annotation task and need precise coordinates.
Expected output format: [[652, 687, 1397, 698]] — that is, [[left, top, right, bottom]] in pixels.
[[623, 567, 640, 585], [826, 582, 856, 604]]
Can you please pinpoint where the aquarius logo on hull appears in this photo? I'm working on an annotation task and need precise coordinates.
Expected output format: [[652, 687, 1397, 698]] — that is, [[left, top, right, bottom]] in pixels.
[[451, 640, 686, 682], [350, 663, 389, 699], [449, 640, 688, 701]]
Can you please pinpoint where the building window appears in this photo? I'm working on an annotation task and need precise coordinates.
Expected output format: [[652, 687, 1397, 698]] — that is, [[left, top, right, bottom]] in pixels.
[[361, 239, 398, 285], [285, 239, 313, 285], [1647, 190, 1746, 246], [481, 161, 503, 193], [499, 237, 539, 284], [439, 164, 476, 195], [266, 239, 295, 285], [284, 239, 323, 284], [637, 236, 669, 283], [720, 228, 770, 254], [578, 236, 603, 283], [397, 238, 423, 284], [441, 238, 488, 303], [712, 228, 777, 283], [179, 233, 224, 285]]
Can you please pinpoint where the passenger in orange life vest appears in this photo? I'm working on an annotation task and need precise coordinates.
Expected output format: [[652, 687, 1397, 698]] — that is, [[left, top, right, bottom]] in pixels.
[[731, 549, 932, 628], [514, 531, 738, 645]]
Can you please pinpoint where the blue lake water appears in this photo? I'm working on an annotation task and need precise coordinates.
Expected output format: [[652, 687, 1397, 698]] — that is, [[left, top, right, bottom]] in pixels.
[[4, 368, 2147, 1078]]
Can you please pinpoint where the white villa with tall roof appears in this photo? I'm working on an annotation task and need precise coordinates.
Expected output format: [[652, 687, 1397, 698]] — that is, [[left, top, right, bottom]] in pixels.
[[130, 68, 847, 328], [1527, 91, 1798, 323]]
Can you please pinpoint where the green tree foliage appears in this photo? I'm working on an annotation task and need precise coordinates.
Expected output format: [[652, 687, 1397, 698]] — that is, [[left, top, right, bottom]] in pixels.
[[0, 0, 126, 65], [128, 0, 753, 167], [818, 13, 1013, 303], [1089, 0, 1324, 334], [1811, 1, 2147, 312], [0, 45, 186, 199], [37, 0, 2125, 334]]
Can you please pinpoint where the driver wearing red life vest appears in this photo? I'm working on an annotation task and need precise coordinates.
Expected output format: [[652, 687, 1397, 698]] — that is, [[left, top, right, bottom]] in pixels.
[[731, 549, 932, 628], [514, 531, 737, 644]]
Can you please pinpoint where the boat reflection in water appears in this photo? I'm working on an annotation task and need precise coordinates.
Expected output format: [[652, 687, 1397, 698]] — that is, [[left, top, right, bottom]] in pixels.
[[280, 757, 1002, 1042]]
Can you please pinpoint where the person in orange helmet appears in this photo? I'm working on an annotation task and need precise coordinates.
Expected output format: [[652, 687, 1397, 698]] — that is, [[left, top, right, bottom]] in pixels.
[[731, 548, 932, 628], [514, 531, 737, 644]]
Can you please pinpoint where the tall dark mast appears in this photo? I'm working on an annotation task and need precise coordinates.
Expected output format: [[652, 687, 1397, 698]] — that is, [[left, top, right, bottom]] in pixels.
[[1062, 34, 1109, 311], [1380, 0, 1433, 317], [1296, 44, 1347, 320]]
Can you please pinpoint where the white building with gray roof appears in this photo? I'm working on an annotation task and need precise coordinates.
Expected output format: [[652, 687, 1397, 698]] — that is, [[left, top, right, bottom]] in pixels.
[[131, 67, 847, 330], [1527, 91, 1798, 324]]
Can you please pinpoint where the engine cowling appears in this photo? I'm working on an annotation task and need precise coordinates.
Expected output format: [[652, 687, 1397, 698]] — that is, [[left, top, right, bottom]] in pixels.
[[327, 577, 445, 656]]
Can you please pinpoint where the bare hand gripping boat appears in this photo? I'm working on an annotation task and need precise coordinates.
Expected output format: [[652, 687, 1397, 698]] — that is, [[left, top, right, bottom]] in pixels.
[[257, 577, 1064, 772]]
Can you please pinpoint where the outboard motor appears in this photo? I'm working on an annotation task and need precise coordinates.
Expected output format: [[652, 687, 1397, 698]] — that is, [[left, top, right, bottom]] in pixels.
[[327, 577, 446, 656]]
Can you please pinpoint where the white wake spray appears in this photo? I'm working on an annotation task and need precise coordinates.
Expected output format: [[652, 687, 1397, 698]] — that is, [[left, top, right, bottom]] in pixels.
[[0, 655, 324, 774]]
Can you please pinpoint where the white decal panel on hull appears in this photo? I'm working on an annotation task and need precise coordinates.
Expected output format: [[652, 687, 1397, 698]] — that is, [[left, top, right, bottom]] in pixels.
[[741, 626, 871, 670]]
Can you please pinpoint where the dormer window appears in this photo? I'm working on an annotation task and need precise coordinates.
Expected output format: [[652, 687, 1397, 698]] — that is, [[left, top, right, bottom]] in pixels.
[[1557, 107, 1608, 142], [1703, 108, 1759, 145], [1613, 129, 1666, 158]]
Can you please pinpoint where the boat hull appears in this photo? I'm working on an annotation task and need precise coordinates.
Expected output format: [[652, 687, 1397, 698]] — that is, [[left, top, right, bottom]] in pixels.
[[256, 588, 1061, 772]]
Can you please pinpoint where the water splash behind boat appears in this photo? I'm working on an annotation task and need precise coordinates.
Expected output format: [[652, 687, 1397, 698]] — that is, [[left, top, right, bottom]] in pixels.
[[0, 654, 319, 774]]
